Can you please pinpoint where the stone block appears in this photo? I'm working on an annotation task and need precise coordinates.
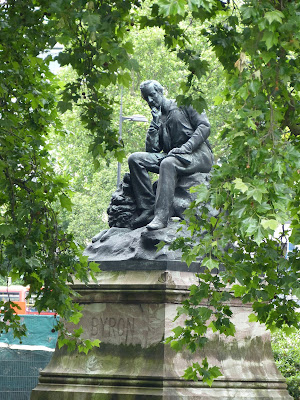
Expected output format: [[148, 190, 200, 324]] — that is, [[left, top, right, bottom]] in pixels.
[[31, 266, 292, 400]]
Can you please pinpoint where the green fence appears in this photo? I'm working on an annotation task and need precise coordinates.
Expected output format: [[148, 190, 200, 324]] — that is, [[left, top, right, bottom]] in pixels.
[[0, 315, 58, 400], [0, 348, 53, 400]]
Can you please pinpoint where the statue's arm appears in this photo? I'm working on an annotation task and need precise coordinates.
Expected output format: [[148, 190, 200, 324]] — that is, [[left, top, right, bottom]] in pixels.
[[145, 120, 161, 153], [169, 107, 210, 154]]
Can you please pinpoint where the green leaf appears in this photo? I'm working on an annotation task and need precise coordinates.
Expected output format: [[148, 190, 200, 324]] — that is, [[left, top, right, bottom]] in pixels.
[[57, 337, 66, 349], [241, 6, 257, 20], [257, 202, 272, 213], [27, 257, 41, 268], [156, 241, 166, 251], [264, 10, 284, 25], [258, 18, 267, 31], [190, 0, 214, 12], [261, 219, 278, 231], [60, 194, 73, 211], [274, 162, 285, 178], [123, 41, 134, 54], [0, 224, 15, 238], [172, 326, 184, 338], [232, 284, 247, 297], [91, 339, 101, 347], [194, 184, 209, 203], [290, 226, 300, 245], [191, 96, 208, 114], [208, 321, 218, 333], [213, 95, 224, 105], [239, 85, 249, 100], [242, 216, 259, 236], [246, 187, 266, 204], [188, 59, 209, 79], [262, 31, 279, 50], [93, 158, 100, 170], [247, 118, 257, 130], [183, 366, 198, 381], [248, 313, 258, 322], [185, 358, 223, 386], [82, 13, 101, 31], [261, 51, 276, 64], [292, 288, 300, 300], [73, 326, 84, 337], [253, 225, 265, 245], [89, 262, 100, 273], [202, 257, 219, 271], [157, 0, 186, 16], [233, 178, 249, 193], [175, 306, 187, 318], [69, 311, 83, 325], [170, 339, 184, 351], [57, 101, 73, 113], [209, 365, 222, 379], [117, 72, 131, 88], [198, 307, 213, 320], [183, 252, 197, 267], [281, 326, 297, 335], [114, 148, 126, 163], [232, 203, 248, 218]]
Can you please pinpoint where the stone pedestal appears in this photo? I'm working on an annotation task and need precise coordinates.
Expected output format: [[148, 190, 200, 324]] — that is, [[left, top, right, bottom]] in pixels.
[[31, 264, 292, 399]]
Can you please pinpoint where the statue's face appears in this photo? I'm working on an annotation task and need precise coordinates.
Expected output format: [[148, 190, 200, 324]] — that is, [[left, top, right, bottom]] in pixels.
[[141, 83, 163, 110]]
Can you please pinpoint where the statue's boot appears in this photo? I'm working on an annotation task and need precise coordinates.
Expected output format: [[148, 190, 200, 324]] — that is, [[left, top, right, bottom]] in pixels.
[[146, 216, 168, 230], [132, 209, 154, 229]]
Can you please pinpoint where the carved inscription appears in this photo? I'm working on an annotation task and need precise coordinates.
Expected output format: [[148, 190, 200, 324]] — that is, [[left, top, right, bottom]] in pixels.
[[91, 316, 135, 343]]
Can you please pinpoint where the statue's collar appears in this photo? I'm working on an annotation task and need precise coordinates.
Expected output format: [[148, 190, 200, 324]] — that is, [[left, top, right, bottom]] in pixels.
[[162, 99, 177, 115]]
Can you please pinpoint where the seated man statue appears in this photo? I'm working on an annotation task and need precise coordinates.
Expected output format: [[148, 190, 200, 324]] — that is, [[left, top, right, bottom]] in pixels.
[[128, 80, 214, 230]]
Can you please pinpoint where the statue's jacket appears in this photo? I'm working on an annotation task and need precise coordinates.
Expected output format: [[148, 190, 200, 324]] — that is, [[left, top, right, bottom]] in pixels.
[[145, 100, 213, 173]]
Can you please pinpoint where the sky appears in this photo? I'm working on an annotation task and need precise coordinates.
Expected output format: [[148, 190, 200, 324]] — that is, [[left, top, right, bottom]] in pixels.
[[39, 44, 63, 74]]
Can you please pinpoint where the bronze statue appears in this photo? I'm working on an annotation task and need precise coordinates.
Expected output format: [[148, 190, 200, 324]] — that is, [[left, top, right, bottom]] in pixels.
[[127, 80, 214, 230]]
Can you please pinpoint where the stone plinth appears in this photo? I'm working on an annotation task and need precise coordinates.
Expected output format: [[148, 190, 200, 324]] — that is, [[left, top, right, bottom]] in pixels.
[[31, 264, 292, 399]]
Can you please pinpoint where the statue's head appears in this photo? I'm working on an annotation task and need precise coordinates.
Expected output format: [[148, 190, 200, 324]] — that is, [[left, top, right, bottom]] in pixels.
[[140, 80, 164, 109]]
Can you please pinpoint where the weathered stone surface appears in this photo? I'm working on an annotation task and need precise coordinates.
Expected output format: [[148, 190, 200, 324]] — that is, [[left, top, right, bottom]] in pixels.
[[85, 221, 198, 264], [31, 268, 292, 400]]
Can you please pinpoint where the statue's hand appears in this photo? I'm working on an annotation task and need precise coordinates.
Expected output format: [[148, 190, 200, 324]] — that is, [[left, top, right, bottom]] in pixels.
[[151, 107, 161, 124], [168, 147, 185, 155], [168, 146, 191, 155]]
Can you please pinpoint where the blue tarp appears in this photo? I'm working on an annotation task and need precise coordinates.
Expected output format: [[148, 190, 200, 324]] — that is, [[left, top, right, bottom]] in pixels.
[[0, 315, 58, 399], [0, 315, 58, 348]]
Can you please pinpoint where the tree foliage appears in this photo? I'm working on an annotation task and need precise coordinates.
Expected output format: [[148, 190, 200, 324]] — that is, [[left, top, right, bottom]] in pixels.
[[0, 0, 101, 350], [272, 330, 300, 399]]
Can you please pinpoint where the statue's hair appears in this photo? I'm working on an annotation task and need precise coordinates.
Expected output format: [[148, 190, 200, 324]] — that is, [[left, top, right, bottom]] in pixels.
[[140, 80, 164, 95]]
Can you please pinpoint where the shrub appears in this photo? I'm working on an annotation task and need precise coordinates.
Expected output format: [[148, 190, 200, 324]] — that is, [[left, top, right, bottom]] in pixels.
[[271, 330, 300, 400]]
